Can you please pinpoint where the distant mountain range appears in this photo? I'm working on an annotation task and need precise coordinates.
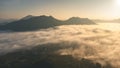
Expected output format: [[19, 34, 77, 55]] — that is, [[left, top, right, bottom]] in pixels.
[[93, 19, 120, 23], [0, 15, 96, 31]]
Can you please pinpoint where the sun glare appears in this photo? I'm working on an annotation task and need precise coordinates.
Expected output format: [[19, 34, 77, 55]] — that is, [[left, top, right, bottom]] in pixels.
[[115, 0, 120, 6]]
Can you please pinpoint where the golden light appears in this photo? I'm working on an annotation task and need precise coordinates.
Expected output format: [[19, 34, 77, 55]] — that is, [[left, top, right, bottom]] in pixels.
[[115, 0, 120, 7], [98, 23, 120, 31]]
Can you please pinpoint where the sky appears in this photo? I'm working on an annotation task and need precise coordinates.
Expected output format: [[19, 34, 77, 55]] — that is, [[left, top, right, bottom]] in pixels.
[[0, 0, 120, 20]]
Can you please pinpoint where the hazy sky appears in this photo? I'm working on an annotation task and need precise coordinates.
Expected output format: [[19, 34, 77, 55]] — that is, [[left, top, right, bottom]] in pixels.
[[0, 0, 120, 19]]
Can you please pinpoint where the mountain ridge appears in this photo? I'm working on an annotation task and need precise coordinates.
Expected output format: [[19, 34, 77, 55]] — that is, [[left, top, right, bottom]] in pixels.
[[21, 15, 35, 20], [0, 15, 96, 31]]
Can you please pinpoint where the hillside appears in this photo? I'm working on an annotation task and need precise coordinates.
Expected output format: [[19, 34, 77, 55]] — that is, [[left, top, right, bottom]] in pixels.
[[0, 42, 102, 68], [0, 15, 96, 31]]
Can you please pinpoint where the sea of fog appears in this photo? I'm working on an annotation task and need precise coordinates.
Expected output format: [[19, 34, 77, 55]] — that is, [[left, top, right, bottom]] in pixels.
[[0, 22, 120, 68]]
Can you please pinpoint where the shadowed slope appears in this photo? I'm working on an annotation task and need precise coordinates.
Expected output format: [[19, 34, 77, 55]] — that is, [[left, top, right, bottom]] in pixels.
[[0, 41, 112, 68]]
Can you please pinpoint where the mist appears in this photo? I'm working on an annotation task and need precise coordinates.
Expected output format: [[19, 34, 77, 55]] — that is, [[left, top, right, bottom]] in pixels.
[[0, 23, 120, 68]]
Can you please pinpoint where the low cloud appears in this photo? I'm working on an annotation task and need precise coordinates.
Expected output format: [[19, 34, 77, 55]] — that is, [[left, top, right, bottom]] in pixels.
[[0, 24, 120, 68]]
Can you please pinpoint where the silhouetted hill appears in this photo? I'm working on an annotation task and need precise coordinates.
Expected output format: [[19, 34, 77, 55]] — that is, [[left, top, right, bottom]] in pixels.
[[0, 15, 96, 31], [65, 17, 95, 25], [0, 15, 62, 31]]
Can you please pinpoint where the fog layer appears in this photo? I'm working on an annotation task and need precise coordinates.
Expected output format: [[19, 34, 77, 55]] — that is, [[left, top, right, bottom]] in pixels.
[[0, 23, 120, 67]]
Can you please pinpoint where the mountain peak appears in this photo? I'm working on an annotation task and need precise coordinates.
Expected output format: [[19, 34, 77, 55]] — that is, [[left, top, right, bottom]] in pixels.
[[38, 15, 54, 18], [21, 15, 34, 20], [69, 17, 80, 19], [66, 17, 95, 25], [68, 17, 89, 21]]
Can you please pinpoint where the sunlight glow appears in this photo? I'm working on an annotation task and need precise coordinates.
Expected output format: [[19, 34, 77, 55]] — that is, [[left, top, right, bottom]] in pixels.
[[98, 23, 120, 31], [115, 0, 120, 7]]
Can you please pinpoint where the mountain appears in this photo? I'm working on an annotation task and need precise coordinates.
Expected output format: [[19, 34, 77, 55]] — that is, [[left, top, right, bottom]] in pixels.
[[21, 15, 35, 20], [0, 15, 96, 31], [93, 19, 114, 23], [0, 15, 62, 31], [0, 18, 16, 25], [65, 17, 95, 25], [93, 18, 120, 23]]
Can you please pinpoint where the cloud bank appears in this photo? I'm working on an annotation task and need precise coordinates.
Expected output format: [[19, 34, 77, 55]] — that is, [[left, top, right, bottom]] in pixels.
[[0, 24, 120, 68]]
